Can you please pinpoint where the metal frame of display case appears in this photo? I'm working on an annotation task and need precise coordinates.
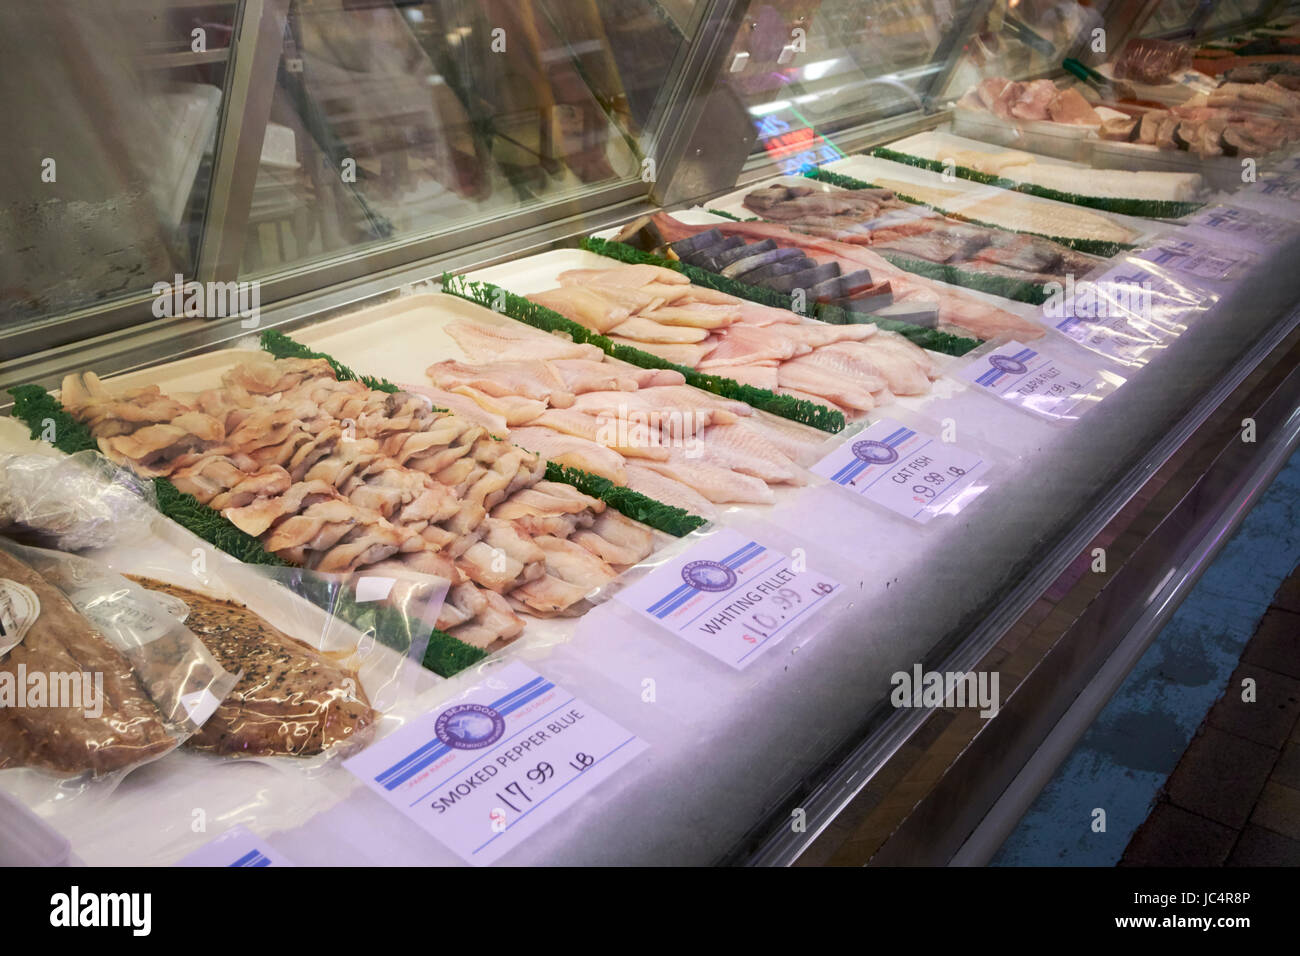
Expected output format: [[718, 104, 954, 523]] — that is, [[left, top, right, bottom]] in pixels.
[[2, 0, 1294, 382]]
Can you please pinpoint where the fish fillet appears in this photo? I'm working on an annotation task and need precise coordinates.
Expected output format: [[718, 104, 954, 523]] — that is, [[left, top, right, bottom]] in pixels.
[[531, 407, 671, 460], [778, 359, 878, 412], [608, 315, 711, 344], [528, 288, 630, 334], [607, 338, 710, 366], [641, 455, 775, 505], [558, 265, 689, 287], [623, 464, 718, 519], [426, 360, 574, 407], [444, 320, 603, 362], [699, 324, 809, 368], [450, 385, 547, 427], [507, 426, 628, 483]]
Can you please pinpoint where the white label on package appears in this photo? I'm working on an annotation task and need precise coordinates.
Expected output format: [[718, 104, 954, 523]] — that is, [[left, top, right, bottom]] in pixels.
[[613, 527, 841, 668], [345, 661, 645, 866], [1137, 236, 1254, 282], [177, 826, 294, 867], [958, 342, 1097, 420], [1187, 204, 1295, 247], [0, 579, 40, 657], [812, 418, 990, 523]]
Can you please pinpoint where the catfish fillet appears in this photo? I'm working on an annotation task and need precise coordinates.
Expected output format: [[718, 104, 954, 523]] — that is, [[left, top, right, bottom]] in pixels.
[[0, 551, 175, 776], [129, 577, 377, 758]]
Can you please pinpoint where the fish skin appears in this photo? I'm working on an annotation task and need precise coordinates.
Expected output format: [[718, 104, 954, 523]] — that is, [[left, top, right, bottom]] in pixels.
[[650, 214, 1045, 341]]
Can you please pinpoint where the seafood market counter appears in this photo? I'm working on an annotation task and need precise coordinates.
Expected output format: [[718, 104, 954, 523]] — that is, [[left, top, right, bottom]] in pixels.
[[6, 180, 1300, 868]]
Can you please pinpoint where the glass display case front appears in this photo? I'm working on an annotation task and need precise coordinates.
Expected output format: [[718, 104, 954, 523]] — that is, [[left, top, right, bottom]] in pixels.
[[1, 0, 1299, 871]]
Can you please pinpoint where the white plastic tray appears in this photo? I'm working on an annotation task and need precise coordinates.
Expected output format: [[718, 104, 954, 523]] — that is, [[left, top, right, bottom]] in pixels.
[[0, 418, 442, 866]]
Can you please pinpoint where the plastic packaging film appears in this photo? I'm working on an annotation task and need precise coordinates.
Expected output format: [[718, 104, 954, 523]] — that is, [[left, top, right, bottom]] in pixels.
[[0, 539, 238, 809], [0, 450, 159, 552]]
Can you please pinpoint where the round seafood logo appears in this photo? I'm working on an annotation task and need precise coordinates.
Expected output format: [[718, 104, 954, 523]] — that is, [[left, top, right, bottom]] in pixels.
[[989, 354, 1028, 375], [851, 439, 898, 465], [681, 559, 737, 592], [435, 703, 505, 750]]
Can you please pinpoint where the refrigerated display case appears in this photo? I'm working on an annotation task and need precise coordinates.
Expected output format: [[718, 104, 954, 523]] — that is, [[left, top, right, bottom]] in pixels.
[[2, 0, 1299, 867]]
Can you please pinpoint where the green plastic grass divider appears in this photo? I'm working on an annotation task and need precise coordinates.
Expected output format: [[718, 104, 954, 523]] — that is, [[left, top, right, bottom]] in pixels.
[[869, 146, 1205, 219], [260, 329, 399, 393], [6, 382, 484, 677], [579, 236, 982, 356], [441, 270, 847, 433], [800, 165, 1134, 258]]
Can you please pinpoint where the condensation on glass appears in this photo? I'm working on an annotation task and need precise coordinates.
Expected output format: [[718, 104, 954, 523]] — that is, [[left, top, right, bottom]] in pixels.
[[0, 0, 696, 337], [0, 0, 234, 330], [237, 0, 692, 278]]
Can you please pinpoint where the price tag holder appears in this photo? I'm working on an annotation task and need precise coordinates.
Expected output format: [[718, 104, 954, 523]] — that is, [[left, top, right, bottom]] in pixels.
[[613, 527, 841, 669], [812, 417, 990, 523], [1243, 170, 1300, 205], [176, 826, 294, 867], [1135, 236, 1255, 283], [1184, 203, 1298, 251], [345, 661, 645, 866], [957, 341, 1098, 420]]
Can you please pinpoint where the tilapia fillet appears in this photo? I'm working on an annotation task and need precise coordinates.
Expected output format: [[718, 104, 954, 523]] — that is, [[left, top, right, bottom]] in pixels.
[[129, 577, 378, 758]]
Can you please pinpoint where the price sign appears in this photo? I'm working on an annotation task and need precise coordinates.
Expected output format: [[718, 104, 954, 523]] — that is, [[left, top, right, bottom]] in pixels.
[[345, 662, 645, 866], [1136, 236, 1255, 282], [614, 527, 840, 668], [812, 418, 990, 523], [1245, 170, 1300, 204], [1051, 309, 1159, 364], [176, 826, 294, 867], [1185, 204, 1297, 250], [957, 341, 1099, 420]]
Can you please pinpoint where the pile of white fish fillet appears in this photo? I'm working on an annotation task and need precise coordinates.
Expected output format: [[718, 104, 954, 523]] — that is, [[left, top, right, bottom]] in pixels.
[[524, 263, 940, 415], [60, 356, 661, 649], [410, 320, 832, 519]]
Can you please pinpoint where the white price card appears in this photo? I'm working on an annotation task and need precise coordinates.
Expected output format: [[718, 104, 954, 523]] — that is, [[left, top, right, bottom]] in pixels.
[[613, 527, 841, 668], [1136, 236, 1254, 282], [1245, 170, 1300, 204], [176, 826, 294, 867], [1051, 309, 1159, 364], [812, 418, 990, 523], [345, 661, 645, 866], [1185, 204, 1297, 249], [957, 341, 1098, 420]]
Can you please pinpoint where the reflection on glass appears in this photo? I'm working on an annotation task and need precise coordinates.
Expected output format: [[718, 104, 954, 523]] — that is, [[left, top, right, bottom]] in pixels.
[[938, 0, 1111, 102], [1140, 0, 1212, 38], [0, 1, 231, 330], [239, 0, 690, 278], [731, 0, 972, 168]]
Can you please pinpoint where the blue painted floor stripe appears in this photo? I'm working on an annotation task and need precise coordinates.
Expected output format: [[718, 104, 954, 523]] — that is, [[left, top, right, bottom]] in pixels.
[[992, 446, 1300, 866]]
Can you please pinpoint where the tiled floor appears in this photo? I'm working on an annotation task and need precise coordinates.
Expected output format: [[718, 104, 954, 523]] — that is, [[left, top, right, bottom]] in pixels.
[[1120, 592, 1300, 866], [992, 448, 1300, 866]]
